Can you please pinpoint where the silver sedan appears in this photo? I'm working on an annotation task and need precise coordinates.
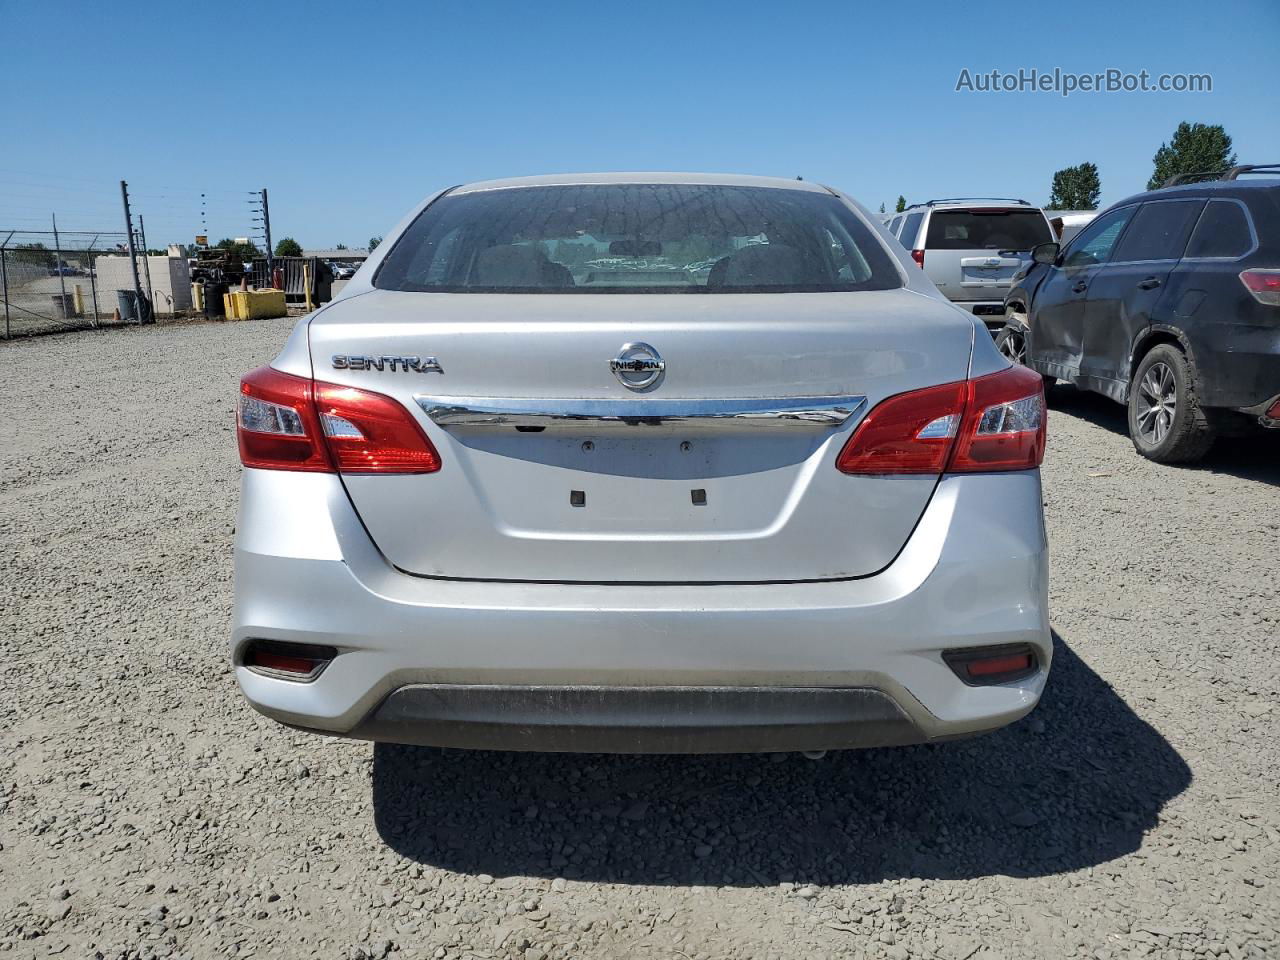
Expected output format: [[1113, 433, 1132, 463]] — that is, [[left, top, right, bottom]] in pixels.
[[231, 173, 1051, 753]]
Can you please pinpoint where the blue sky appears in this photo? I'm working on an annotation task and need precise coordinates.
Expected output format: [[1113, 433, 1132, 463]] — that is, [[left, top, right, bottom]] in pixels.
[[4, 0, 1277, 249]]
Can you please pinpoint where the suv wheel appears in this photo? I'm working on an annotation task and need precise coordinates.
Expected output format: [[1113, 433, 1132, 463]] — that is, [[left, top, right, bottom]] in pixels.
[[994, 323, 1028, 365], [1127, 344, 1215, 463], [996, 308, 1055, 393]]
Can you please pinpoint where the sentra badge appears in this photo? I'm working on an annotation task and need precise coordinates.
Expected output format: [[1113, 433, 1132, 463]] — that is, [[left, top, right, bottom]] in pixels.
[[332, 355, 443, 374]]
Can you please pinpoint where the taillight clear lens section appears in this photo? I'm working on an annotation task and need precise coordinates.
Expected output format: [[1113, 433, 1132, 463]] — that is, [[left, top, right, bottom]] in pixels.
[[313, 383, 441, 473], [238, 367, 333, 471], [949, 365, 1046, 471], [835, 381, 967, 474], [240, 394, 305, 436], [1240, 268, 1280, 306], [837, 365, 1046, 475], [237, 366, 441, 474]]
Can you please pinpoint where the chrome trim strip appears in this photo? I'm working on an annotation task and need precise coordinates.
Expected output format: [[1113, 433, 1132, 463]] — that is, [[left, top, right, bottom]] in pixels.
[[415, 395, 867, 429]]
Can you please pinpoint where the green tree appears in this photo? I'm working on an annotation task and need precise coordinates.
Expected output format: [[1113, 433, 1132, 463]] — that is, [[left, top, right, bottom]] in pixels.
[[274, 237, 303, 257], [895, 195, 907, 213], [1147, 122, 1237, 190], [1047, 162, 1101, 210], [214, 238, 260, 263], [12, 242, 55, 268], [878, 202, 886, 214], [335, 243, 348, 250], [368, 236, 383, 251]]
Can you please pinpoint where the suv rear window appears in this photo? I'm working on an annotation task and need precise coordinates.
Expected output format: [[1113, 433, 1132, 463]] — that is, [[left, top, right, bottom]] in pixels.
[[1112, 200, 1204, 262], [924, 209, 1052, 252], [1184, 199, 1254, 258], [375, 184, 902, 293]]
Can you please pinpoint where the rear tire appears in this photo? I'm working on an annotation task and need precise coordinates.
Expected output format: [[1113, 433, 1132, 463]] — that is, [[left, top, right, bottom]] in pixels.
[[1127, 343, 1215, 463]]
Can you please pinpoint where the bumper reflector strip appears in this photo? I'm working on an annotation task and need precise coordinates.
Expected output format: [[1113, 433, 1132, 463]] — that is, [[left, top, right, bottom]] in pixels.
[[942, 645, 1039, 685], [242, 640, 336, 681]]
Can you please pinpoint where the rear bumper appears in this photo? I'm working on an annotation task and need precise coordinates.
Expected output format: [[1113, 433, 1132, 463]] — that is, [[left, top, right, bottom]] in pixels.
[[232, 469, 1051, 752], [1187, 324, 1280, 411], [352, 684, 930, 753]]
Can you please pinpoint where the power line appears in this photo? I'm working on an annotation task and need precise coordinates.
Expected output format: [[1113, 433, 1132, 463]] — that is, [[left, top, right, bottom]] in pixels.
[[0, 170, 251, 198]]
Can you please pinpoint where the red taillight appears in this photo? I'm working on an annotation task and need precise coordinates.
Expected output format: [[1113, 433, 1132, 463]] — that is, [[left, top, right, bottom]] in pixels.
[[237, 366, 441, 474], [835, 381, 967, 474], [237, 366, 332, 472], [314, 382, 441, 473], [1240, 268, 1280, 306], [837, 365, 1046, 475], [911, 249, 925, 268], [948, 364, 1047, 472]]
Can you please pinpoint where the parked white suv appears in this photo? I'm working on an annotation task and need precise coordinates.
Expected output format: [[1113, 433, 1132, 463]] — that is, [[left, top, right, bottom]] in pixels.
[[890, 199, 1055, 332], [231, 173, 1051, 754]]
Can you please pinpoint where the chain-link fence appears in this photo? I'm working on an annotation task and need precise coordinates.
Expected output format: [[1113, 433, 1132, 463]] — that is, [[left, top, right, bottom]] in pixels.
[[0, 228, 135, 337], [3, 179, 285, 337]]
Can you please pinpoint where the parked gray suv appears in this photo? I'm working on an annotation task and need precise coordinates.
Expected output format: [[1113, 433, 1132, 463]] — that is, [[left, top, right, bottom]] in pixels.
[[890, 199, 1055, 332]]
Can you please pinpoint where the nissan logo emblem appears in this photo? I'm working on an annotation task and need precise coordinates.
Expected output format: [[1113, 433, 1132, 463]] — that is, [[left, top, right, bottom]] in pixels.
[[609, 342, 665, 390]]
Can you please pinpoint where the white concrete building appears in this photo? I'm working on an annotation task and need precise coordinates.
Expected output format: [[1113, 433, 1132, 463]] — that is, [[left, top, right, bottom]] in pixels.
[[92, 255, 193, 315]]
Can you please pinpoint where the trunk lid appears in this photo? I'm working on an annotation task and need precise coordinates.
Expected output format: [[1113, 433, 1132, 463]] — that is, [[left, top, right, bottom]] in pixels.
[[309, 289, 973, 583], [953, 251, 1027, 300]]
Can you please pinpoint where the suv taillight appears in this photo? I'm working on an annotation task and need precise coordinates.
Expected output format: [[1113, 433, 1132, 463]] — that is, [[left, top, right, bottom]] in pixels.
[[836, 365, 1046, 475], [911, 249, 925, 268], [1240, 268, 1280, 306], [237, 366, 441, 474]]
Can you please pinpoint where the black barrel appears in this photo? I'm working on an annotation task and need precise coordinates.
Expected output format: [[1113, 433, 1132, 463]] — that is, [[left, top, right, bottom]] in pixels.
[[203, 280, 227, 318]]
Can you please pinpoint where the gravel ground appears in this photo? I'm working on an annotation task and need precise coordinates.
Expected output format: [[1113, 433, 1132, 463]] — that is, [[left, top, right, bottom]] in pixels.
[[2, 316, 1277, 960]]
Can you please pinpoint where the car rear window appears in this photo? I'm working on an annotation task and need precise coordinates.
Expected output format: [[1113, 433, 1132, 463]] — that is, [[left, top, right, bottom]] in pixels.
[[924, 209, 1052, 251], [1112, 199, 1205, 262], [1184, 199, 1254, 258], [374, 184, 902, 293], [898, 212, 924, 249]]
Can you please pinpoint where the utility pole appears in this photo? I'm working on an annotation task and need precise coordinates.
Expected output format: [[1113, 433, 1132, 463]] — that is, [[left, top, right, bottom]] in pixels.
[[1, 230, 13, 340], [261, 188, 273, 270], [52, 212, 68, 315], [120, 180, 144, 323], [138, 215, 155, 321], [86, 235, 101, 327]]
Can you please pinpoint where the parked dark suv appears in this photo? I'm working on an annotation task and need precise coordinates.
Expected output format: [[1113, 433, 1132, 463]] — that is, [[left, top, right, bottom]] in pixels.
[[998, 165, 1280, 463]]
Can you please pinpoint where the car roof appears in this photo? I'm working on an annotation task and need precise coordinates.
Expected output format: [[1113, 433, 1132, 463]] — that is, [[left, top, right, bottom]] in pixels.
[[1113, 177, 1280, 207], [451, 172, 831, 195], [902, 198, 1036, 213]]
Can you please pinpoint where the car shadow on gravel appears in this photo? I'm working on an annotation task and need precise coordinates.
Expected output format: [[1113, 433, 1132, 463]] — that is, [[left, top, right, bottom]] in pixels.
[[372, 632, 1191, 885], [1050, 385, 1280, 486]]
